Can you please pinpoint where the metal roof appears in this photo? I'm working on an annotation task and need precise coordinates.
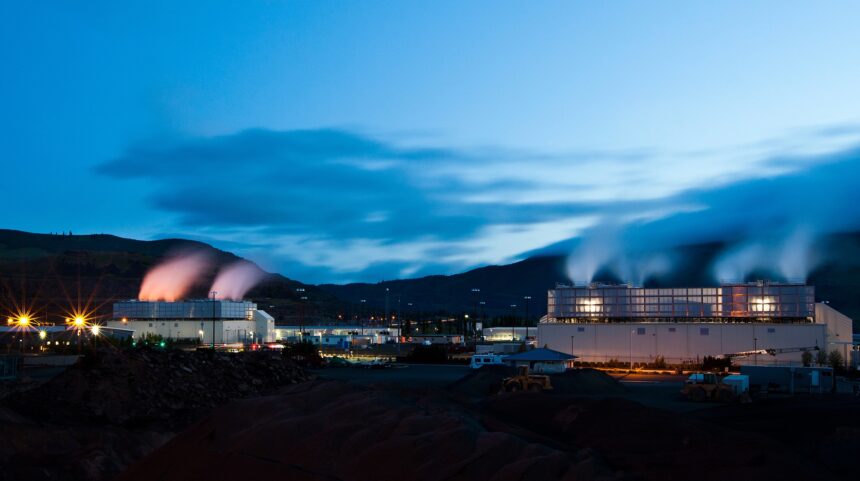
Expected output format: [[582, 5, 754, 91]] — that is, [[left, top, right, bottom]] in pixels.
[[504, 347, 577, 361]]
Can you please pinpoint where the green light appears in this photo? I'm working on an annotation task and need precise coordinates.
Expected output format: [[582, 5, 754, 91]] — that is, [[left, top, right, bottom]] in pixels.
[[159, 341, 166, 348]]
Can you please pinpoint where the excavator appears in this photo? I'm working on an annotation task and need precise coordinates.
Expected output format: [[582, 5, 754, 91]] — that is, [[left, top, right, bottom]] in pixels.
[[681, 372, 749, 402], [682, 345, 820, 403], [501, 366, 553, 392]]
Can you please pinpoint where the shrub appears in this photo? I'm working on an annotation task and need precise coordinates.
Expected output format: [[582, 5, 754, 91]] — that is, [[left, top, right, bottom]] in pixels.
[[406, 344, 448, 363], [828, 349, 845, 373], [816, 349, 828, 366], [801, 350, 813, 367], [702, 355, 731, 372]]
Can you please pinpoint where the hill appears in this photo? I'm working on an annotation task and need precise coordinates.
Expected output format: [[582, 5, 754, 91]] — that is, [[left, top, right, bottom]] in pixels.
[[321, 232, 860, 326], [2, 229, 859, 328], [0, 229, 338, 323]]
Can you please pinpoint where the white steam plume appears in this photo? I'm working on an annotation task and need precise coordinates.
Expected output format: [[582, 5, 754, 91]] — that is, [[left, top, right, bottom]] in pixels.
[[565, 229, 619, 284], [139, 249, 214, 301], [777, 226, 820, 281], [712, 225, 822, 283], [210, 261, 266, 300], [613, 252, 675, 286]]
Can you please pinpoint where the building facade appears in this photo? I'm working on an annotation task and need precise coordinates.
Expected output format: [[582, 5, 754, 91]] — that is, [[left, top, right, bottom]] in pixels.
[[539, 282, 853, 366], [106, 300, 275, 344]]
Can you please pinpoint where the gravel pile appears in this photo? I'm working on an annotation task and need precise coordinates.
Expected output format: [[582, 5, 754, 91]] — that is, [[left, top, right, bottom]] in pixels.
[[7, 349, 312, 428]]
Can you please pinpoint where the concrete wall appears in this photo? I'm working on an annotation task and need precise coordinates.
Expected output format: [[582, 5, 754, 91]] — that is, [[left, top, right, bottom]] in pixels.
[[107, 319, 258, 344], [107, 309, 276, 344], [253, 310, 276, 343], [815, 303, 854, 367], [538, 322, 827, 365]]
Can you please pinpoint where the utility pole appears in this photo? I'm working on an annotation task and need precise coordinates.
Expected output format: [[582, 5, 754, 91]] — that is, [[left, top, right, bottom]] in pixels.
[[360, 299, 367, 336], [384, 288, 390, 330], [210, 291, 218, 349], [479, 301, 486, 339], [510, 304, 517, 341], [629, 329, 635, 371], [470, 288, 480, 342], [397, 295, 402, 345], [523, 295, 532, 343], [296, 287, 307, 342], [754, 337, 758, 366]]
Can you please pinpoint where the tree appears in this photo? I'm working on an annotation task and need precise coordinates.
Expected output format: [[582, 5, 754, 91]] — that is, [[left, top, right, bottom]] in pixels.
[[828, 349, 844, 372], [816, 349, 828, 366], [801, 350, 813, 367]]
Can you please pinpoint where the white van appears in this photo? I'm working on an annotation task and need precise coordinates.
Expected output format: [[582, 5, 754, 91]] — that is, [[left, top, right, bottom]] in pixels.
[[470, 354, 507, 369]]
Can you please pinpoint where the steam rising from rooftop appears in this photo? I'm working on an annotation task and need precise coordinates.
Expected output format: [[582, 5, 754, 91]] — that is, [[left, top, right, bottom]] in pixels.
[[712, 225, 821, 283], [138, 249, 214, 301], [210, 261, 266, 300], [565, 226, 676, 286], [564, 229, 617, 285]]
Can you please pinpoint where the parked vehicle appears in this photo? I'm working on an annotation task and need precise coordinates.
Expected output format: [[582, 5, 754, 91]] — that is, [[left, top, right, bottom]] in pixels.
[[470, 353, 507, 369]]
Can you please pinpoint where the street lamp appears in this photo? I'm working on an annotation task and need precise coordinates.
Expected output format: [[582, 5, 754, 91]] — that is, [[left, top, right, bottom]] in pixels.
[[478, 301, 486, 336], [91, 324, 101, 350], [210, 290, 218, 349], [523, 296, 532, 342], [470, 288, 480, 342], [17, 315, 32, 354], [297, 288, 308, 340], [510, 304, 518, 341], [629, 329, 636, 371], [360, 299, 367, 336]]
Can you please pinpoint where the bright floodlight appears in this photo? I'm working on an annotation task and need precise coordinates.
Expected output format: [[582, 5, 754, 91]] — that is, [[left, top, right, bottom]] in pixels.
[[74, 316, 85, 327], [91, 325, 100, 336], [17, 315, 30, 326], [38, 330, 47, 340]]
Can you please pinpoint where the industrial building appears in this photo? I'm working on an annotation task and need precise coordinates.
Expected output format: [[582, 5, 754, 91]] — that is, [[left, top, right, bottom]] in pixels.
[[538, 282, 854, 366], [106, 300, 275, 344], [274, 325, 399, 346]]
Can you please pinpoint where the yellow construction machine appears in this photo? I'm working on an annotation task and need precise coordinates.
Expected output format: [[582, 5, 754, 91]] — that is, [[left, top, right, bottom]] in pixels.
[[501, 366, 553, 393], [681, 372, 750, 403]]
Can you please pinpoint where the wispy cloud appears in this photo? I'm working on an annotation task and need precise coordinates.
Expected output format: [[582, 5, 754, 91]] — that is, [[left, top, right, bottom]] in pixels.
[[96, 125, 860, 283]]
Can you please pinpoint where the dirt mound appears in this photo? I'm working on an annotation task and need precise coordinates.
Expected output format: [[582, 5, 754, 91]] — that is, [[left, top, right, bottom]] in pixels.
[[549, 368, 626, 395], [7, 349, 311, 429], [447, 365, 517, 397], [481, 394, 821, 480], [448, 367, 624, 398], [118, 380, 623, 481]]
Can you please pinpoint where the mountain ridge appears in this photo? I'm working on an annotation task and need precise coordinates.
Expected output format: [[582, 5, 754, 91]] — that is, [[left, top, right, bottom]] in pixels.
[[2, 229, 859, 327]]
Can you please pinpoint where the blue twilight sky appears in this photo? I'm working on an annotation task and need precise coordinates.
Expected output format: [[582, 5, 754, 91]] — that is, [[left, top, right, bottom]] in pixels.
[[3, 1, 860, 283]]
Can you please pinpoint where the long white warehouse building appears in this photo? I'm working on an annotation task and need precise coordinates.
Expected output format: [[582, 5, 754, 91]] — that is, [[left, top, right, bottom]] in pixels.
[[538, 282, 853, 366], [106, 300, 275, 344]]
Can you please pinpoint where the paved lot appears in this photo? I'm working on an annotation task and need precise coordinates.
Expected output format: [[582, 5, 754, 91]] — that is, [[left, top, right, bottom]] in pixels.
[[313, 364, 471, 389]]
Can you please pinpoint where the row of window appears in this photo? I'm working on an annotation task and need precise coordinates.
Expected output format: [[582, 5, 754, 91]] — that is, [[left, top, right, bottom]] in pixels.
[[551, 286, 813, 298], [573, 326, 779, 335]]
